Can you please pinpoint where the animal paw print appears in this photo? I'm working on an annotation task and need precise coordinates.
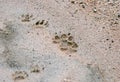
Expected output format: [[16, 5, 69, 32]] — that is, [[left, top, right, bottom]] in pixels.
[[21, 14, 33, 22], [12, 71, 28, 80], [52, 33, 78, 52], [30, 65, 41, 73], [33, 20, 48, 28]]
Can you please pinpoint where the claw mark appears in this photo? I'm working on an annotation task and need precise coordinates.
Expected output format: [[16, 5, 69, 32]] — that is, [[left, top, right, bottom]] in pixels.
[[33, 20, 48, 28]]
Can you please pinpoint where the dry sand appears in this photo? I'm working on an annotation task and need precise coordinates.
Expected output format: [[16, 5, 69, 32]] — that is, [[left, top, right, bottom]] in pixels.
[[0, 0, 120, 82]]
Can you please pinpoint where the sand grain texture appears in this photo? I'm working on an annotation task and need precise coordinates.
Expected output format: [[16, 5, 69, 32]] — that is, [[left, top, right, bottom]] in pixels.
[[0, 0, 120, 82]]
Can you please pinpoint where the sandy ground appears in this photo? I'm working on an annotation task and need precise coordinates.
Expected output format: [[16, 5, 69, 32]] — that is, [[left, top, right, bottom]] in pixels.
[[0, 0, 120, 82]]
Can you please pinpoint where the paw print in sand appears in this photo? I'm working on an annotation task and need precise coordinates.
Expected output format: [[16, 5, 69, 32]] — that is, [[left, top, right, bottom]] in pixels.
[[30, 65, 41, 73], [52, 33, 78, 52], [12, 71, 28, 81], [21, 13, 33, 22]]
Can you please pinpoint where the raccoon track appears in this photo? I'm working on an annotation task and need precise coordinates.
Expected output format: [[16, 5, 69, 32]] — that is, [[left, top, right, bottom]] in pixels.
[[21, 13, 33, 22], [52, 33, 79, 52], [12, 71, 28, 80]]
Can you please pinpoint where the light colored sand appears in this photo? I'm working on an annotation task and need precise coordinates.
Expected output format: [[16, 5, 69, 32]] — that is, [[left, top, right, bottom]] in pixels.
[[0, 0, 120, 82]]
